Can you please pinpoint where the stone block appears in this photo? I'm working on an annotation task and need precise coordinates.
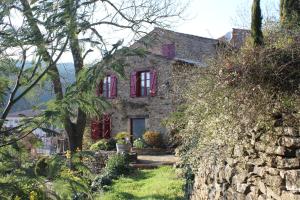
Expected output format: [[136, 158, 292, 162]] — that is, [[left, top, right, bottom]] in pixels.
[[266, 146, 286, 156], [278, 137, 300, 148], [258, 181, 267, 194], [283, 127, 299, 137], [257, 195, 267, 200], [253, 166, 265, 177], [284, 170, 300, 192], [255, 142, 266, 152], [273, 157, 300, 169], [281, 191, 300, 200], [233, 145, 245, 157], [218, 168, 225, 183], [224, 164, 233, 183], [226, 157, 238, 166], [236, 183, 249, 193], [274, 127, 283, 136], [264, 174, 282, 188], [296, 149, 300, 158], [266, 187, 281, 200], [265, 167, 279, 176]]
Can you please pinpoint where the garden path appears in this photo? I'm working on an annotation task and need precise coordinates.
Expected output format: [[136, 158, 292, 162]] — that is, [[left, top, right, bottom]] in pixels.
[[130, 154, 179, 169]]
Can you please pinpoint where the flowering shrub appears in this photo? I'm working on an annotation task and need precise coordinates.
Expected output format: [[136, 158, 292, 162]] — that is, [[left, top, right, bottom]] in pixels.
[[143, 131, 161, 147], [115, 132, 131, 144]]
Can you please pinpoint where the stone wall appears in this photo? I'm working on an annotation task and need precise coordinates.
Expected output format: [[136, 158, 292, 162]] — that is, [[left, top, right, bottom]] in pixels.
[[190, 126, 300, 200], [107, 53, 174, 140]]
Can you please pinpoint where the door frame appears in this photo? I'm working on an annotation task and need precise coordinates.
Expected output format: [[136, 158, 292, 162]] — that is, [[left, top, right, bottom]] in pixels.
[[130, 117, 147, 143]]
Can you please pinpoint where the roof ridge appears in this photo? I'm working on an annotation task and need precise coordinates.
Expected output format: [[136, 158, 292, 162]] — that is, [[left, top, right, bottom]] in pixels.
[[153, 27, 218, 41]]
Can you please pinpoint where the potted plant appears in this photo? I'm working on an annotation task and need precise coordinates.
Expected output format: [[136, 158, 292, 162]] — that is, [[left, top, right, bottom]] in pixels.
[[115, 132, 131, 153]]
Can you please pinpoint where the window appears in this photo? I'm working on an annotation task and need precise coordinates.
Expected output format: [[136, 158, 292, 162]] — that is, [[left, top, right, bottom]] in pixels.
[[91, 114, 111, 140], [103, 76, 111, 98], [130, 69, 157, 97], [138, 71, 150, 97], [97, 75, 117, 98]]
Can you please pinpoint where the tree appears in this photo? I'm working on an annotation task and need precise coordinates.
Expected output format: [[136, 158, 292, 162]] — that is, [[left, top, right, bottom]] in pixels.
[[280, 0, 300, 28], [251, 0, 263, 46], [0, 0, 185, 151]]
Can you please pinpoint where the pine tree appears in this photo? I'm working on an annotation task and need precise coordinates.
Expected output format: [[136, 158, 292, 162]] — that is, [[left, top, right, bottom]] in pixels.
[[280, 0, 300, 28], [251, 0, 264, 46]]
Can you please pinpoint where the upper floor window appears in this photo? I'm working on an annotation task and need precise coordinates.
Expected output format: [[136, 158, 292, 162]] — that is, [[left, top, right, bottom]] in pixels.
[[130, 69, 157, 97], [138, 71, 150, 97], [97, 75, 117, 98]]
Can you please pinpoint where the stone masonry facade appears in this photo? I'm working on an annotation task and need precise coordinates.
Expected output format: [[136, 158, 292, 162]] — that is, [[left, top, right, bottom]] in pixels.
[[99, 28, 218, 142]]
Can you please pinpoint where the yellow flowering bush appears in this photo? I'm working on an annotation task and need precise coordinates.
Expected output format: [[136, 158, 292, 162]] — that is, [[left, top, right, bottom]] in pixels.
[[143, 131, 161, 147]]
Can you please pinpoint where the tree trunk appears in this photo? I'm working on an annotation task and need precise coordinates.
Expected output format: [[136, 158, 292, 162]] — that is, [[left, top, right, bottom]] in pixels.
[[21, 0, 85, 152], [64, 0, 87, 152], [251, 0, 263, 46]]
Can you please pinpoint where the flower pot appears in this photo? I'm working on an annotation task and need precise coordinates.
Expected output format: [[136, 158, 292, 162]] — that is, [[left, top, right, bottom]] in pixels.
[[116, 143, 130, 153]]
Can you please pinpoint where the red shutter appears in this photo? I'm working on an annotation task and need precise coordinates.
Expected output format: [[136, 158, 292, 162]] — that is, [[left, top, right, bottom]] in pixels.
[[99, 116, 103, 139], [91, 120, 101, 140], [103, 114, 111, 139], [162, 43, 175, 59], [130, 71, 137, 97], [110, 75, 117, 98], [150, 69, 157, 96], [97, 80, 103, 96]]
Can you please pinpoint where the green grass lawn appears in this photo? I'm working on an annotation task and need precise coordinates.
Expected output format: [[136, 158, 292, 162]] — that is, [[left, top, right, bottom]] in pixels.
[[100, 166, 185, 200]]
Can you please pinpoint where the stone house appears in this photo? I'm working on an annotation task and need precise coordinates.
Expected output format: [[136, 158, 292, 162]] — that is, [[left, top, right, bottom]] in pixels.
[[91, 27, 218, 144]]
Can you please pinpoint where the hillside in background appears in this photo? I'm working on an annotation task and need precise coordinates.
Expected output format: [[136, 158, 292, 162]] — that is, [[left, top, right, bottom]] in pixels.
[[9, 63, 76, 112]]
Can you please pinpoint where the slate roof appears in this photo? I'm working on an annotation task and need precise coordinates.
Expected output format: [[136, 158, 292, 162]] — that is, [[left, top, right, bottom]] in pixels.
[[130, 27, 219, 64]]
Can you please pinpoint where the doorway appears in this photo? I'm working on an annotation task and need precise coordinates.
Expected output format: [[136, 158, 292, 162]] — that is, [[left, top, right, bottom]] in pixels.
[[130, 118, 146, 140]]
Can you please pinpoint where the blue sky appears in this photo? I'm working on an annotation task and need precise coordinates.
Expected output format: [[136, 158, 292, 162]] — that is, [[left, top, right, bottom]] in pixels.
[[175, 0, 280, 38]]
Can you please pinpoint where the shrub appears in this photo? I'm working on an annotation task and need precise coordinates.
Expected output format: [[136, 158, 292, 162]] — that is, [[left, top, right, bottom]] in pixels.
[[143, 131, 161, 147], [105, 154, 131, 177], [89, 140, 108, 151], [133, 138, 146, 148], [89, 138, 116, 151], [91, 172, 113, 191], [92, 153, 132, 191], [165, 24, 300, 171], [106, 138, 117, 151]]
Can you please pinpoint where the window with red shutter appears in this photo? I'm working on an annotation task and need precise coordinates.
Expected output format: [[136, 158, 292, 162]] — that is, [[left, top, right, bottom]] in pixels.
[[161, 43, 175, 59], [98, 75, 117, 98], [110, 75, 117, 98], [132, 70, 157, 97], [96, 80, 103, 96], [130, 71, 137, 97], [150, 70, 157, 96], [91, 114, 111, 140]]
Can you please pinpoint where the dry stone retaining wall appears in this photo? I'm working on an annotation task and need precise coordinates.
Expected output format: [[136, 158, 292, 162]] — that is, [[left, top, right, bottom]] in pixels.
[[190, 126, 300, 200]]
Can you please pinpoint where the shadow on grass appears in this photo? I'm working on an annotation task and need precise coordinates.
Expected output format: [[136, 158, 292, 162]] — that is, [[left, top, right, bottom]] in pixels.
[[129, 169, 156, 181], [108, 192, 184, 200]]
